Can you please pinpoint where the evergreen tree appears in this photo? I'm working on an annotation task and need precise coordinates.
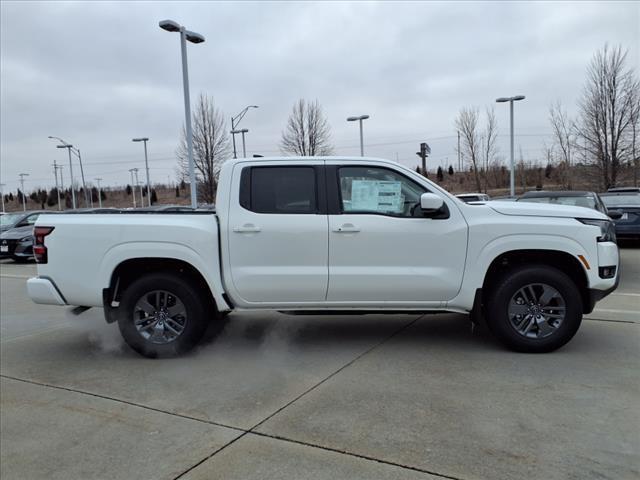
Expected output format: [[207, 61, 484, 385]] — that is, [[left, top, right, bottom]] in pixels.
[[46, 188, 58, 207], [448, 165, 454, 176], [175, 186, 180, 198], [39, 190, 47, 208], [126, 185, 132, 195], [150, 189, 158, 205], [436, 166, 444, 182]]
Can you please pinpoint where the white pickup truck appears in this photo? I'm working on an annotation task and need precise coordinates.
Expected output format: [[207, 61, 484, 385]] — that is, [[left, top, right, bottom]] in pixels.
[[27, 157, 619, 357]]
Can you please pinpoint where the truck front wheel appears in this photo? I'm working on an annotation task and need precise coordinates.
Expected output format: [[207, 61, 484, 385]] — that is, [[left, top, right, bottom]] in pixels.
[[486, 266, 583, 353], [117, 273, 210, 358]]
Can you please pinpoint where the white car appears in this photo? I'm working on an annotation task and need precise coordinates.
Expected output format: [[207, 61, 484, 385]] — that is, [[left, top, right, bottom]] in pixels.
[[27, 157, 619, 357]]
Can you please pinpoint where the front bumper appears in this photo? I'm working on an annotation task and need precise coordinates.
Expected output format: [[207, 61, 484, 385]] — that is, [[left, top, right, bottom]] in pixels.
[[0, 239, 33, 259], [27, 277, 67, 305], [583, 241, 620, 314], [586, 273, 619, 314]]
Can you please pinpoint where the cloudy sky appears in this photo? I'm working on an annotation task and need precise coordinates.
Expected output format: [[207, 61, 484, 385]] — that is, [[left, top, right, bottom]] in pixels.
[[1, 1, 638, 193]]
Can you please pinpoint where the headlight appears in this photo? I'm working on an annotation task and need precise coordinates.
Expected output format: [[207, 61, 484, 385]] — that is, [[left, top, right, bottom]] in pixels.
[[20, 236, 32, 242], [577, 218, 617, 243]]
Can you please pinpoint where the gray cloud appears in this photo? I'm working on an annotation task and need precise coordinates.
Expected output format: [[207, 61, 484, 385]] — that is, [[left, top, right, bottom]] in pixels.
[[1, 1, 638, 192]]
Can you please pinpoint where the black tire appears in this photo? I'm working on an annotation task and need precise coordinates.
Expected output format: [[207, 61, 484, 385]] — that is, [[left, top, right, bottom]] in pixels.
[[486, 266, 583, 353], [117, 273, 213, 358]]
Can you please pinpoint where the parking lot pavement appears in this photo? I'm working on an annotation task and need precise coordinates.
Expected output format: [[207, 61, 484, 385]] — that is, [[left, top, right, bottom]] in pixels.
[[1, 248, 638, 480], [1, 377, 240, 480]]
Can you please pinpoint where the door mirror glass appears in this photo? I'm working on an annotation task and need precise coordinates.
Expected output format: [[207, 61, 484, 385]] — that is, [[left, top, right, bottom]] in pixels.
[[420, 193, 444, 211], [607, 209, 623, 220]]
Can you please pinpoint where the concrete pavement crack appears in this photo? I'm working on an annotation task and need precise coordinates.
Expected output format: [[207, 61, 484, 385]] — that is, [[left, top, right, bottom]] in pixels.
[[247, 314, 424, 432], [0, 374, 245, 433], [249, 430, 466, 480]]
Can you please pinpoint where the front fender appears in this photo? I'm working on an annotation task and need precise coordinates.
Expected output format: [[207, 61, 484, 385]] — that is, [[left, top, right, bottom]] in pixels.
[[448, 233, 591, 311]]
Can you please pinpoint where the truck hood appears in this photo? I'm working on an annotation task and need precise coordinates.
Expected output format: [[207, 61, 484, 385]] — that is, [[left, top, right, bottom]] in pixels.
[[487, 201, 609, 220], [0, 225, 34, 240]]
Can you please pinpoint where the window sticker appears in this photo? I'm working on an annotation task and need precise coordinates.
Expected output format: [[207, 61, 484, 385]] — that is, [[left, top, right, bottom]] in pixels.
[[349, 180, 404, 213]]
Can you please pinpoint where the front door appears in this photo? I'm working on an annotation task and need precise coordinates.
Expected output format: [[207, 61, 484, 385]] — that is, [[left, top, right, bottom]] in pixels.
[[326, 163, 468, 305]]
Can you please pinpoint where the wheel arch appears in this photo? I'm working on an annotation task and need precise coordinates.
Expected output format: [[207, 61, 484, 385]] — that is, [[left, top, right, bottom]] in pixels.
[[103, 257, 223, 323], [481, 249, 591, 314]]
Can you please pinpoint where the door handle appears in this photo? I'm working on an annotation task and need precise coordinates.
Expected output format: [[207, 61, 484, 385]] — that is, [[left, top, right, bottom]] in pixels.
[[233, 224, 262, 233], [333, 223, 360, 233]]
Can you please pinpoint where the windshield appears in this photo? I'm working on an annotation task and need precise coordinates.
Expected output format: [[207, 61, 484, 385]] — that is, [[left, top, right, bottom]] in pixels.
[[0, 213, 23, 226], [601, 194, 640, 207], [518, 196, 596, 209]]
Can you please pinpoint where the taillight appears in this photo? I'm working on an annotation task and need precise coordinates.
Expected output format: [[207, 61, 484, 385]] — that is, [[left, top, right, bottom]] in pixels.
[[33, 226, 54, 264]]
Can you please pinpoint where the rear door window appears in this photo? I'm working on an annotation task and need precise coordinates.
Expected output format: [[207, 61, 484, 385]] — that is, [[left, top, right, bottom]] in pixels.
[[241, 166, 317, 214]]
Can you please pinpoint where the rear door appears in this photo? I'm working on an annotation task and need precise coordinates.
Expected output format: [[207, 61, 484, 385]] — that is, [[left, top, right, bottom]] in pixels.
[[226, 161, 328, 305]]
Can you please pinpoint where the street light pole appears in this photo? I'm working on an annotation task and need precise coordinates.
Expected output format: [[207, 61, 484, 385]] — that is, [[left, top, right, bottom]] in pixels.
[[76, 149, 91, 207], [133, 169, 143, 204], [496, 95, 525, 197], [52, 161, 62, 210], [132, 138, 151, 206], [58, 165, 64, 193], [347, 115, 370, 156], [49, 136, 85, 208], [95, 178, 103, 208], [231, 129, 250, 158], [129, 168, 138, 208], [231, 105, 259, 158], [159, 19, 205, 209], [18, 173, 29, 211], [56, 144, 76, 209]]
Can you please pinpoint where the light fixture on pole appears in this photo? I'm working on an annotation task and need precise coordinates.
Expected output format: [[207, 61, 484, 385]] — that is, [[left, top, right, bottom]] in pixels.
[[95, 178, 103, 208], [132, 137, 151, 206], [128, 168, 138, 208], [49, 136, 89, 207], [347, 115, 370, 156], [495, 95, 525, 197], [231, 105, 258, 158], [231, 129, 249, 158], [18, 173, 29, 211], [159, 19, 205, 209]]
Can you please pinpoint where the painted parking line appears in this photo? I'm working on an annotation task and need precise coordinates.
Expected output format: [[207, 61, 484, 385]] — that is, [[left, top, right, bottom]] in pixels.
[[0, 274, 31, 279], [592, 308, 639, 315], [611, 292, 640, 297]]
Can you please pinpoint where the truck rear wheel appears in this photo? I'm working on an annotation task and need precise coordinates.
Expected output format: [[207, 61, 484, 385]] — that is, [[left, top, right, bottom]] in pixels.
[[117, 273, 211, 358], [486, 266, 583, 353]]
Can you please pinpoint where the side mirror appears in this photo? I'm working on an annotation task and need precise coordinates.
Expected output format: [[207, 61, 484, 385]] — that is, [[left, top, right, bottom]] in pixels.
[[607, 209, 623, 220], [420, 193, 444, 211]]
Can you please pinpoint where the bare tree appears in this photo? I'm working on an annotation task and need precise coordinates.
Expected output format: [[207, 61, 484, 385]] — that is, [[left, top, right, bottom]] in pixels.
[[549, 101, 575, 189], [481, 107, 498, 192], [177, 93, 231, 203], [280, 99, 333, 156], [575, 44, 640, 189], [631, 90, 640, 186], [455, 107, 482, 192]]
